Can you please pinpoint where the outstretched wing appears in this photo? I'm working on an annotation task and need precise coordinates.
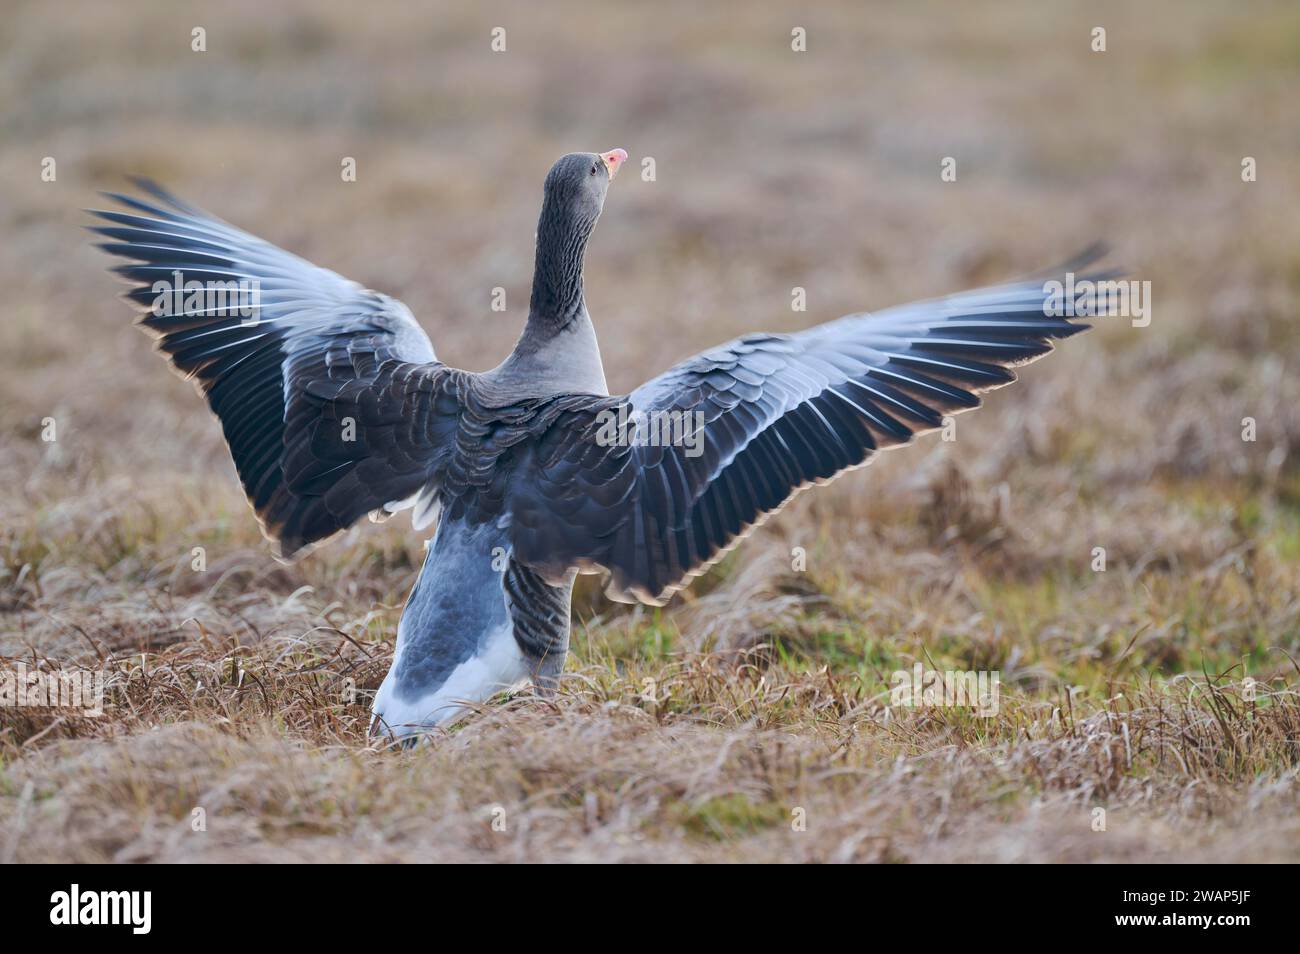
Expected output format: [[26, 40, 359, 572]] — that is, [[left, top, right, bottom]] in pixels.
[[92, 180, 460, 556], [510, 260, 1109, 604]]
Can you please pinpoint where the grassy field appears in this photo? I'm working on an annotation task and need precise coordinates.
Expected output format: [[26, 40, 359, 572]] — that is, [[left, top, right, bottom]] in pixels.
[[2, 0, 1299, 862]]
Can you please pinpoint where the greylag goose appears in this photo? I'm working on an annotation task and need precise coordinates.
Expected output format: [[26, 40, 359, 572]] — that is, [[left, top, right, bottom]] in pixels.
[[93, 149, 1101, 739]]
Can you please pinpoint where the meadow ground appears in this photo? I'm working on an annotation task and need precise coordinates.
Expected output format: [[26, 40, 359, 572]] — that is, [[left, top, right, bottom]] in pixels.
[[1, 0, 1298, 862]]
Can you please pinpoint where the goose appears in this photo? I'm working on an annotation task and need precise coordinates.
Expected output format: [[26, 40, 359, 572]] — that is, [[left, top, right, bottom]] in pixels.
[[92, 149, 1103, 740]]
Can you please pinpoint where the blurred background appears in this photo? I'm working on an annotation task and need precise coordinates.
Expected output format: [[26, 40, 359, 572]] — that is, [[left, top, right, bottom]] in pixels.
[[1, 0, 1298, 862]]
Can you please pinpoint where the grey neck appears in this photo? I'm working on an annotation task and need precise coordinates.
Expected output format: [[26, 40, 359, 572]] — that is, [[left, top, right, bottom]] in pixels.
[[486, 186, 609, 399], [526, 197, 596, 337]]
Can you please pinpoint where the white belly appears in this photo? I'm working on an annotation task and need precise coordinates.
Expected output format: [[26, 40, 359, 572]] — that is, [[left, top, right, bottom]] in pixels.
[[373, 621, 529, 739], [370, 515, 532, 741]]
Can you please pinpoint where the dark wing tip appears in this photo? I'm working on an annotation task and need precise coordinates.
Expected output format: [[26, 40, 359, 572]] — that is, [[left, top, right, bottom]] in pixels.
[[124, 175, 195, 213], [1062, 241, 1109, 272], [1031, 243, 1125, 285], [1036, 242, 1108, 275]]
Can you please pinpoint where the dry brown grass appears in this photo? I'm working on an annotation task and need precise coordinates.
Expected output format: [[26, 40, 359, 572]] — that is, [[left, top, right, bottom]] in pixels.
[[4, 647, 1299, 862], [2, 0, 1299, 862]]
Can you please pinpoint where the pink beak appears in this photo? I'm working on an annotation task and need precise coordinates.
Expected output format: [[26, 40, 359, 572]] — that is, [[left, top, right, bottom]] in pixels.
[[600, 148, 629, 181]]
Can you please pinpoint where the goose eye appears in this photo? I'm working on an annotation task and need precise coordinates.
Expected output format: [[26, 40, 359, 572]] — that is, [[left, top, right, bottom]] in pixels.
[[590, 163, 599, 176]]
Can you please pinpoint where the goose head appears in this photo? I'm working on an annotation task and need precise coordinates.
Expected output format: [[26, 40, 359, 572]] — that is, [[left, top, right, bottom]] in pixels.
[[538, 149, 627, 237]]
